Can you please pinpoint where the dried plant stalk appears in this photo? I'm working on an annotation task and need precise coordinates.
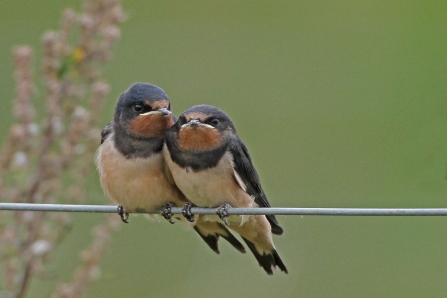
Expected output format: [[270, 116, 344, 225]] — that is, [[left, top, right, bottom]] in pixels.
[[0, 1, 125, 297]]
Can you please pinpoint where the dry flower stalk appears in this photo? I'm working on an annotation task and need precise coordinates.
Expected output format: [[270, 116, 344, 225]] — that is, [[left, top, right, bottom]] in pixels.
[[0, 1, 125, 297]]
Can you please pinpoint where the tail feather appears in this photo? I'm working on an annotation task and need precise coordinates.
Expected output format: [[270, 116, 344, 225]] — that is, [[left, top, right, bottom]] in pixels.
[[215, 222, 246, 253], [194, 223, 246, 254], [272, 249, 288, 274], [242, 237, 288, 275], [194, 226, 220, 254]]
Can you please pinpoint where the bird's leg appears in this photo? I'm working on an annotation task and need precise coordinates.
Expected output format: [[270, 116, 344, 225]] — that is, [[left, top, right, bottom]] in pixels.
[[216, 203, 232, 226], [181, 202, 195, 222], [117, 205, 129, 223], [161, 203, 175, 224]]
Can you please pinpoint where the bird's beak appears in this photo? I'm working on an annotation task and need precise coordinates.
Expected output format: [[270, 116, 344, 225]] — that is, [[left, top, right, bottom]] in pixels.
[[140, 108, 171, 116], [158, 107, 171, 116], [181, 119, 214, 129], [189, 119, 200, 127]]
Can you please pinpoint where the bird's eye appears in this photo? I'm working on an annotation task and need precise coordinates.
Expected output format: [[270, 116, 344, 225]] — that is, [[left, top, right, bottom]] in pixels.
[[210, 119, 219, 126], [133, 104, 144, 113]]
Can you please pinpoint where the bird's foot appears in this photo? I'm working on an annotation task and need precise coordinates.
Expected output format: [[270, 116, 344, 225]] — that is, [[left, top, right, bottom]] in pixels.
[[182, 202, 195, 222], [217, 203, 232, 226], [161, 203, 175, 224], [117, 205, 129, 223]]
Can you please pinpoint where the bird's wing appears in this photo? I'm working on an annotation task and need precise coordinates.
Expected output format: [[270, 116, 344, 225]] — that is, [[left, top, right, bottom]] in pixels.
[[100, 122, 113, 144], [229, 139, 283, 235]]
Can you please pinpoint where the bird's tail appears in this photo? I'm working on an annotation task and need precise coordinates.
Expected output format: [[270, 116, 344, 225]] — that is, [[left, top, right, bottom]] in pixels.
[[194, 220, 246, 254], [241, 237, 288, 275]]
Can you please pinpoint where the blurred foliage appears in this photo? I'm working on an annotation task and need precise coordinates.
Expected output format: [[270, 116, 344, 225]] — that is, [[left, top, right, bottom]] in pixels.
[[0, 0, 446, 297], [0, 1, 124, 297]]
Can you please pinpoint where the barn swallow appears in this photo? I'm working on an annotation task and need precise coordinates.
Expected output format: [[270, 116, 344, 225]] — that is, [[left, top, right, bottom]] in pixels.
[[96, 83, 245, 254], [163, 104, 287, 275]]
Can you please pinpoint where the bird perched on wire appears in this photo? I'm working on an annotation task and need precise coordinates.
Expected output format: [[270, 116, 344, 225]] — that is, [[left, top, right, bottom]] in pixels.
[[163, 104, 287, 275], [96, 83, 245, 254]]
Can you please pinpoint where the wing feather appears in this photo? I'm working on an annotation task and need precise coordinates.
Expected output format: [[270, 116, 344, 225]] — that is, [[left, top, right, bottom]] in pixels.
[[229, 138, 283, 235], [100, 122, 113, 144]]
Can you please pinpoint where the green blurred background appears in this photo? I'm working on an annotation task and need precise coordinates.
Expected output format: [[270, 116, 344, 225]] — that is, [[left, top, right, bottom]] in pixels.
[[1, 0, 447, 297]]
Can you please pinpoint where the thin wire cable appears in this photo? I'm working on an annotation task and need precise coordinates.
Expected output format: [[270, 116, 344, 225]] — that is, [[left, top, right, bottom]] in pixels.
[[1, 203, 447, 216]]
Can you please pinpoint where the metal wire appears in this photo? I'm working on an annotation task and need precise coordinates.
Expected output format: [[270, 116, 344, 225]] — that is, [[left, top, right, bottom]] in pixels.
[[1, 202, 447, 216]]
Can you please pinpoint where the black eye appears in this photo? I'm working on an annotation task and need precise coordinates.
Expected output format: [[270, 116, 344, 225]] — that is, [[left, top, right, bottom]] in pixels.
[[210, 119, 219, 126], [134, 104, 144, 112]]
